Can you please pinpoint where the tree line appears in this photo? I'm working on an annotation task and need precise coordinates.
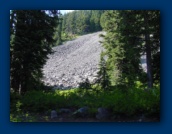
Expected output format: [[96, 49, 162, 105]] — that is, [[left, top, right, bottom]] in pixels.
[[54, 10, 105, 45], [98, 10, 160, 89], [10, 10, 160, 94], [62, 10, 104, 34]]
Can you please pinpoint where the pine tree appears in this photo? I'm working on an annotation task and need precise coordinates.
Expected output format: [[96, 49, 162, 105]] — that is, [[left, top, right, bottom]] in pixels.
[[96, 52, 110, 91], [79, 78, 91, 89], [10, 10, 59, 94], [62, 10, 104, 35], [90, 10, 103, 32], [54, 11, 62, 45], [101, 10, 160, 88]]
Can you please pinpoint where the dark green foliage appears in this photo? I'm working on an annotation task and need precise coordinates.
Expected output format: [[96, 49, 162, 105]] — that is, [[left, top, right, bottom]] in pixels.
[[54, 11, 63, 46], [10, 85, 160, 117], [79, 78, 92, 89], [100, 12, 107, 29], [152, 51, 160, 83], [10, 10, 59, 94], [62, 10, 104, 35], [101, 10, 160, 88], [90, 10, 103, 32], [10, 10, 160, 122], [96, 52, 111, 91]]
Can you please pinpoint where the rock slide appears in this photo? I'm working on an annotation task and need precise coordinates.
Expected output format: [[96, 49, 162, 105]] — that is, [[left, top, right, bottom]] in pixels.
[[42, 31, 104, 89], [42, 31, 146, 89]]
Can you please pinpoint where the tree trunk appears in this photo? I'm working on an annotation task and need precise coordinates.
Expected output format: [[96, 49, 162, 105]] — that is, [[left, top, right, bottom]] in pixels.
[[145, 34, 153, 88], [144, 14, 153, 88]]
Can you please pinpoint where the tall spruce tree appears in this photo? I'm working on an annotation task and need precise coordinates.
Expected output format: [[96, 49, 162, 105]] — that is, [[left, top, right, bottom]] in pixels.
[[101, 10, 160, 88], [10, 10, 59, 94], [54, 11, 62, 46], [90, 10, 103, 32], [96, 52, 110, 90]]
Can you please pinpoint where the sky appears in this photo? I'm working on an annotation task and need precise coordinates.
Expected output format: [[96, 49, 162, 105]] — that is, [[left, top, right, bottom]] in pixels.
[[60, 10, 74, 15], [10, 10, 74, 15]]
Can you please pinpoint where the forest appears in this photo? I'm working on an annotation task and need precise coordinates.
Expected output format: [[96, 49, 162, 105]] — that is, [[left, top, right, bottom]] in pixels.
[[10, 10, 160, 122]]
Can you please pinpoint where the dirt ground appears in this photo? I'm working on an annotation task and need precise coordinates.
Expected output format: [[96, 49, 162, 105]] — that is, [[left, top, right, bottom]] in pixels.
[[33, 112, 159, 122]]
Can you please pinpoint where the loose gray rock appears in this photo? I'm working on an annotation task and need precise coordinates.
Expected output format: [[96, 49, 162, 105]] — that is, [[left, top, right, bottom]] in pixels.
[[42, 31, 146, 89], [72, 106, 89, 117], [138, 114, 145, 122], [51, 110, 57, 119], [42, 32, 105, 89]]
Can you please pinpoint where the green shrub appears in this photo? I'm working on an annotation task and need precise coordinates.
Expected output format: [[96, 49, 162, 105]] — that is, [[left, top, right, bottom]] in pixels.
[[10, 92, 22, 113], [20, 90, 65, 112], [10, 85, 160, 118]]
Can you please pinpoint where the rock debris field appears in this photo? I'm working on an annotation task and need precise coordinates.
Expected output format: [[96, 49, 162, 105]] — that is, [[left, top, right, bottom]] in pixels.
[[42, 31, 147, 89], [42, 31, 105, 89]]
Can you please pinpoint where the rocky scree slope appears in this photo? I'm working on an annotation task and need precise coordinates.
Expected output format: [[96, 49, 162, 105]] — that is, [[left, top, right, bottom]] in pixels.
[[42, 31, 104, 89]]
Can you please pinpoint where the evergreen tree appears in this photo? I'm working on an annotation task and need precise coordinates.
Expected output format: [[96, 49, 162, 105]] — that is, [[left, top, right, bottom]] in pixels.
[[96, 52, 110, 90], [90, 10, 103, 32], [62, 10, 104, 35], [101, 10, 160, 88], [152, 51, 160, 83], [54, 11, 62, 45], [65, 11, 76, 34], [10, 10, 59, 94], [79, 78, 91, 89], [75, 10, 90, 34]]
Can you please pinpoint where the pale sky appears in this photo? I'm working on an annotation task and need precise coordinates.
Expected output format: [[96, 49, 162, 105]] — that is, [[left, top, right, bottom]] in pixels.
[[60, 10, 74, 15]]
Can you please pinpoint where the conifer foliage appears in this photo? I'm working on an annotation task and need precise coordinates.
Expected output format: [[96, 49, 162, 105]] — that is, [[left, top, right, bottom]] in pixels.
[[100, 10, 160, 88], [10, 10, 59, 94], [96, 52, 110, 90], [62, 10, 104, 35]]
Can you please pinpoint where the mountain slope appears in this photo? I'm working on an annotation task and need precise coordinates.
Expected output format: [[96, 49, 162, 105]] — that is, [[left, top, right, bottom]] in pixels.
[[42, 31, 104, 89]]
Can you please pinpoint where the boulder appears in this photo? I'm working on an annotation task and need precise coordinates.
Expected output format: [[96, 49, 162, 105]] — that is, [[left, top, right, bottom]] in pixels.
[[72, 106, 89, 117], [96, 107, 110, 120], [51, 110, 57, 119], [59, 108, 72, 113], [138, 114, 145, 122]]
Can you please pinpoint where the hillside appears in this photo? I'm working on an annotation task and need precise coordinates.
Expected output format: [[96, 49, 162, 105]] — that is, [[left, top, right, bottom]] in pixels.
[[42, 31, 147, 89], [42, 31, 104, 89]]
